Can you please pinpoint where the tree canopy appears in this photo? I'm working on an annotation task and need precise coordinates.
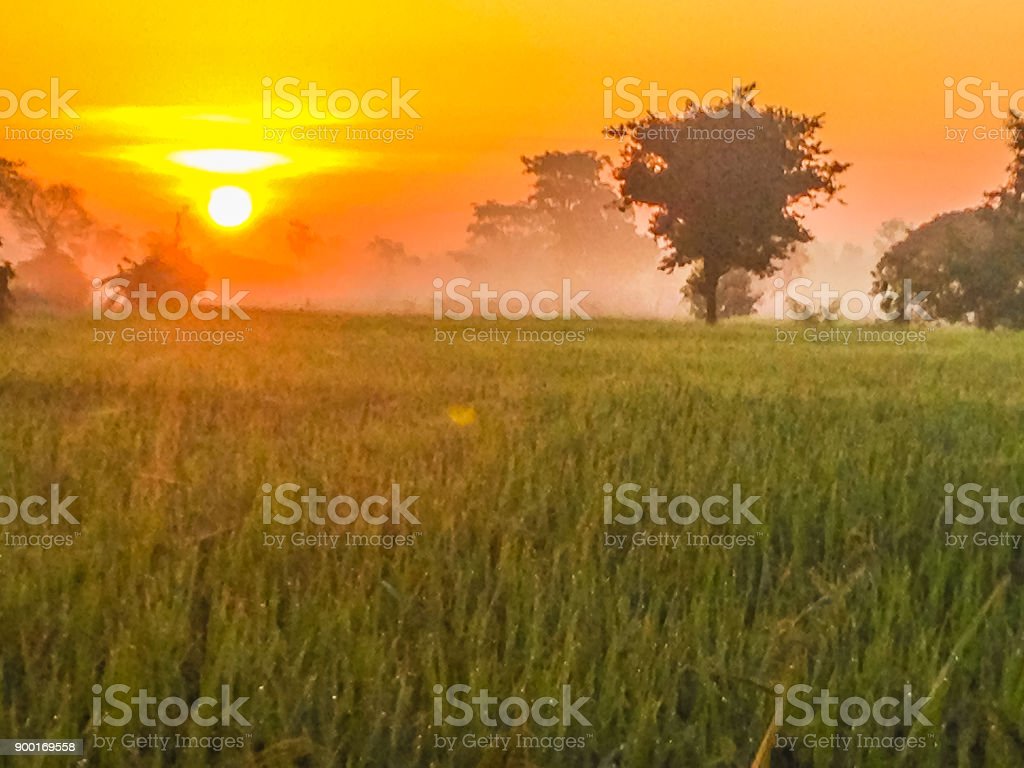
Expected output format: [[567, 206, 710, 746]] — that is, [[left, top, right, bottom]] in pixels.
[[874, 112, 1024, 329], [612, 83, 848, 323]]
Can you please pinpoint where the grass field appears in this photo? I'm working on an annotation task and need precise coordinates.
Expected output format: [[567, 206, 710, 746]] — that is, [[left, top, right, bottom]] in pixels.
[[1, 313, 1023, 767]]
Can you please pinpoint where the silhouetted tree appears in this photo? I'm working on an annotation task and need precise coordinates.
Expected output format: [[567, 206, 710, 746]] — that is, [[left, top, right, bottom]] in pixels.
[[521, 151, 646, 271], [612, 83, 848, 324], [0, 253, 14, 325], [873, 208, 1024, 328], [874, 112, 1024, 328], [287, 219, 321, 259], [1004, 111, 1024, 203], [466, 201, 548, 247], [99, 210, 206, 310], [368, 236, 421, 269], [363, 236, 422, 312], [458, 150, 668, 313], [0, 158, 91, 309]]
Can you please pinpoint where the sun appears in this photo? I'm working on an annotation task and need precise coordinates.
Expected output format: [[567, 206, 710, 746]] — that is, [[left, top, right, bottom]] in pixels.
[[207, 186, 253, 228]]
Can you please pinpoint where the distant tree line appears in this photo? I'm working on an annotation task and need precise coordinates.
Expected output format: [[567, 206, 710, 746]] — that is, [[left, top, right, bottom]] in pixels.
[[453, 83, 849, 322], [2, 85, 1022, 329]]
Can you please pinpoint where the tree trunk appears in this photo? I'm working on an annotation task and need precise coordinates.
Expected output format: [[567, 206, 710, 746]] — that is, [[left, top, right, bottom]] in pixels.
[[702, 277, 718, 325]]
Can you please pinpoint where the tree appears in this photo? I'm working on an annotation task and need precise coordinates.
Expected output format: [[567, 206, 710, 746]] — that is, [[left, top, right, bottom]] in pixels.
[[0, 158, 91, 308], [286, 219, 321, 259], [367, 236, 421, 269], [1004, 111, 1024, 203], [362, 236, 422, 312], [463, 153, 613, 274], [0, 251, 14, 325], [612, 83, 848, 324], [457, 150, 669, 314], [873, 210, 986, 324], [684, 266, 757, 321], [873, 112, 1024, 329], [99, 209, 206, 310], [521, 152, 634, 267], [874, 207, 1024, 329], [0, 201, 8, 323]]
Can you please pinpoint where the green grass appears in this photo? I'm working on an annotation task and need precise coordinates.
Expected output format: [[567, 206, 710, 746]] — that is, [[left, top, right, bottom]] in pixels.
[[1, 313, 1023, 767]]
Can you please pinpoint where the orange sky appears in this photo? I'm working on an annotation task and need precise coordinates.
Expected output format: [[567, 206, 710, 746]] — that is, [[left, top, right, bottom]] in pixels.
[[2, 0, 1023, 291]]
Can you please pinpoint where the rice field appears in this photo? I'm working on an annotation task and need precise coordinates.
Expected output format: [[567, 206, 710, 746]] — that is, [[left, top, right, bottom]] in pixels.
[[1, 313, 1022, 767]]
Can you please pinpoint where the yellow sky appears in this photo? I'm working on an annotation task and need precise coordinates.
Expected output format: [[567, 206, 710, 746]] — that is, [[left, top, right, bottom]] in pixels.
[[2, 0, 1023, 285]]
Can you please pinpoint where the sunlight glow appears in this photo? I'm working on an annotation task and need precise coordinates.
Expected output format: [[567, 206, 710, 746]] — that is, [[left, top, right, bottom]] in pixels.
[[207, 186, 253, 228], [170, 149, 290, 174]]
